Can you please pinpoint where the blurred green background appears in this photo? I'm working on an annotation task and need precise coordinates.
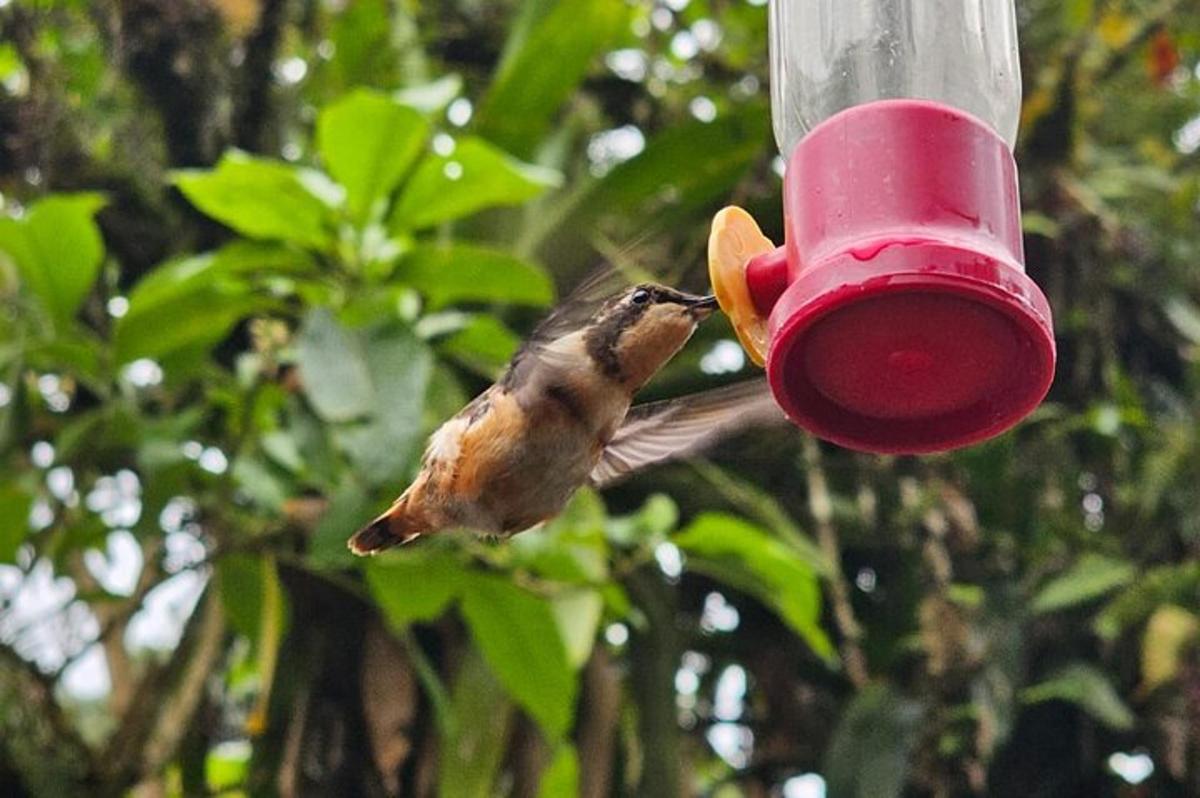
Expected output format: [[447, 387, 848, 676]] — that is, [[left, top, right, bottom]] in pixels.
[[1, 0, 1199, 796]]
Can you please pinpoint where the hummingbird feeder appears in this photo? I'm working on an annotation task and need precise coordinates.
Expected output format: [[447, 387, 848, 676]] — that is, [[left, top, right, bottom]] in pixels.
[[710, 0, 1056, 454]]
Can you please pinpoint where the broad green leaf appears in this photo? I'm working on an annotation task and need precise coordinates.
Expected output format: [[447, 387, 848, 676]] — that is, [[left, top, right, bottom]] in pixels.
[[674, 513, 833, 659], [689, 461, 830, 574], [334, 323, 434, 483], [508, 490, 610, 584], [0, 484, 33, 564], [394, 74, 463, 113], [824, 684, 924, 798], [1022, 211, 1062, 239], [1141, 605, 1200, 691], [246, 555, 287, 734], [394, 243, 554, 309], [366, 548, 467, 630], [537, 745, 580, 798], [1021, 663, 1135, 730], [231, 455, 290, 513], [604, 493, 679, 548], [114, 288, 273, 366], [573, 105, 769, 223], [114, 244, 302, 365], [1032, 553, 1136, 614], [541, 106, 770, 264], [477, 0, 629, 156], [296, 312, 432, 480], [1165, 297, 1200, 346], [439, 648, 513, 798], [0, 44, 22, 84], [317, 89, 429, 222], [25, 333, 104, 389], [461, 574, 576, 740], [391, 137, 560, 230], [1063, 0, 1095, 32], [217, 554, 291, 652], [124, 242, 315, 315], [551, 589, 603, 669], [439, 315, 522, 374], [308, 478, 371, 570], [325, 0, 403, 90], [174, 151, 337, 248], [205, 745, 250, 792], [295, 309, 375, 422], [0, 194, 106, 329], [1095, 562, 1200, 640]]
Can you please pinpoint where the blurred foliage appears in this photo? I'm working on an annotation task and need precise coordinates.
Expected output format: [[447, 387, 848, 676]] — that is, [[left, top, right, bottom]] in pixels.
[[0, 0, 1199, 796]]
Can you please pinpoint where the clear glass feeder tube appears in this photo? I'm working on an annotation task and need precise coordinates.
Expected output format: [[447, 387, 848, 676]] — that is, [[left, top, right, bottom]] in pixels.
[[769, 0, 1023, 159]]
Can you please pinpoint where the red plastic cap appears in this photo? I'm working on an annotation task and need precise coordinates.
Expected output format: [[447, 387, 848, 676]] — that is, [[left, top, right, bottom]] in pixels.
[[763, 100, 1055, 454]]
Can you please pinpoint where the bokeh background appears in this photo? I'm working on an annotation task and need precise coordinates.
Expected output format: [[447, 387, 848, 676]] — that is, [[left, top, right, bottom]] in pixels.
[[2, 1, 1200, 796]]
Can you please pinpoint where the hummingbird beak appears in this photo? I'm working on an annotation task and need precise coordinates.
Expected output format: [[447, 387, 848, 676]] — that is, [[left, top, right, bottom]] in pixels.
[[686, 294, 720, 319]]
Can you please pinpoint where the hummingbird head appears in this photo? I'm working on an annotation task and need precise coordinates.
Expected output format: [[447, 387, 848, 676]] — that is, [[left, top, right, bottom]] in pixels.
[[584, 283, 719, 390]]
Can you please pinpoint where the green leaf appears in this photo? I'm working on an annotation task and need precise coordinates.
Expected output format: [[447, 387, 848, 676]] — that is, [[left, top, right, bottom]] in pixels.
[[572, 105, 769, 224], [205, 744, 250, 792], [394, 243, 554, 309], [295, 309, 375, 422], [1165, 297, 1200, 346], [325, 0, 404, 90], [824, 684, 924, 798], [1021, 663, 1135, 730], [1032, 553, 1137, 614], [461, 574, 577, 740], [114, 246, 300, 365], [174, 151, 336, 248], [317, 89, 429, 222], [1063, 0, 1095, 32], [230, 455, 290, 513], [335, 323, 434, 483], [124, 242, 315, 315], [439, 648, 513, 798], [674, 513, 833, 660], [604, 493, 679, 548], [295, 313, 432, 481], [537, 746, 580, 798], [1141, 605, 1200, 691], [115, 286, 274, 366], [0, 484, 33, 564], [1095, 562, 1200, 640], [1022, 211, 1062, 239], [551, 589, 603, 669], [393, 74, 463, 113], [217, 554, 291, 651], [540, 106, 770, 265], [366, 548, 467, 630], [689, 461, 830, 575], [0, 194, 106, 329], [391, 137, 560, 230], [439, 315, 522, 375], [308, 478, 371, 570], [477, 0, 629, 156]]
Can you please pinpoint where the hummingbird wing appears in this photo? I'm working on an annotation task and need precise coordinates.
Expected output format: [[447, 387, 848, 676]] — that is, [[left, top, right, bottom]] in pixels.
[[590, 378, 785, 487], [502, 266, 634, 382]]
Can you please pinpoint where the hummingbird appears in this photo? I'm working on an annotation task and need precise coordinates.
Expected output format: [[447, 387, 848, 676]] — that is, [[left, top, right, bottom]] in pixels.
[[348, 273, 781, 555]]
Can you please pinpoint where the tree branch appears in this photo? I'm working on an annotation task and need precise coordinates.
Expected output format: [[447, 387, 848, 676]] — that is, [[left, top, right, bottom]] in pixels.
[[233, 0, 289, 153], [802, 437, 870, 689], [0, 641, 97, 794], [99, 587, 226, 791], [577, 647, 621, 798]]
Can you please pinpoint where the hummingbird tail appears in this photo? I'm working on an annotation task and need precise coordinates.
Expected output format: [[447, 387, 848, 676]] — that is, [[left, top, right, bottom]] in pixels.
[[347, 505, 428, 556]]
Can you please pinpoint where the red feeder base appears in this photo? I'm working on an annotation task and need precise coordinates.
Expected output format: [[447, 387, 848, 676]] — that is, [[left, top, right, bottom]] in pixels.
[[750, 100, 1055, 454]]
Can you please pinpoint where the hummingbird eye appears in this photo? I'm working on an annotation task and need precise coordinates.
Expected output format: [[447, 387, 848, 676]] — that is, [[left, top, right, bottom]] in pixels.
[[630, 289, 651, 305]]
